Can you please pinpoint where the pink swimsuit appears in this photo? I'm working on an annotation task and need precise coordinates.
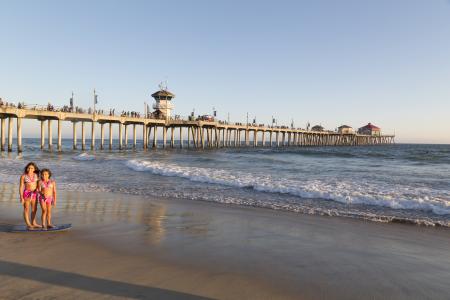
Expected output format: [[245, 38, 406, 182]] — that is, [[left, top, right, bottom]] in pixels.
[[22, 174, 38, 201], [39, 180, 54, 205]]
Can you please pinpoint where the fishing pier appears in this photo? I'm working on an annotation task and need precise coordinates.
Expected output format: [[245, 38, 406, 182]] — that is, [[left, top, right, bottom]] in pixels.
[[0, 106, 395, 152], [0, 89, 395, 153]]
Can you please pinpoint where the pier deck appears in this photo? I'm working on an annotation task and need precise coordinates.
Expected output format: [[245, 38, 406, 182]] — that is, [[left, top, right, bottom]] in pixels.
[[0, 106, 395, 152]]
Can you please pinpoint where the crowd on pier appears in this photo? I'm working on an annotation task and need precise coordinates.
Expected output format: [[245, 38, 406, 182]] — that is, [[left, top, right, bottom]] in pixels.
[[1, 97, 305, 130]]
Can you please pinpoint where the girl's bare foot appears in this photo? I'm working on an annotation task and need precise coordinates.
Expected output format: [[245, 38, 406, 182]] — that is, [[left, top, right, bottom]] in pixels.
[[27, 225, 35, 230], [32, 223, 42, 228], [47, 224, 55, 228]]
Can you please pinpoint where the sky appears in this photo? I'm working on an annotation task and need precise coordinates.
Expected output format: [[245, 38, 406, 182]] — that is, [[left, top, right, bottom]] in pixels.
[[1, 0, 450, 143]]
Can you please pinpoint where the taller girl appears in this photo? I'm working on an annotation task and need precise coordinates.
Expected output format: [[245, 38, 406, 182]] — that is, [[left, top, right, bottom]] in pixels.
[[19, 162, 41, 229]]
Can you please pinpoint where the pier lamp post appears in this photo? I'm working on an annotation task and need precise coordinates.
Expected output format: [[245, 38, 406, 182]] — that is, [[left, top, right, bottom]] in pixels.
[[70, 92, 74, 112]]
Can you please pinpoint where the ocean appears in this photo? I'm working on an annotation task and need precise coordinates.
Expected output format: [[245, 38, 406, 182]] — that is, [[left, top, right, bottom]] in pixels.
[[1, 139, 449, 227]]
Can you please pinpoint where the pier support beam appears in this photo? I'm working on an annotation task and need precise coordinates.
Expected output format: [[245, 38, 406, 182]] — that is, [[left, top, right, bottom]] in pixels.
[[0, 118, 5, 151], [149, 126, 152, 149], [142, 125, 147, 149], [124, 125, 128, 148], [253, 130, 257, 147], [57, 119, 62, 151], [201, 127, 205, 149], [262, 131, 266, 147], [17, 117, 22, 153], [191, 127, 196, 148], [90, 122, 95, 150], [153, 126, 158, 148], [118, 123, 123, 150], [48, 119, 53, 150], [180, 127, 183, 148], [72, 122, 77, 150], [100, 123, 104, 150], [7, 117, 13, 152], [40, 120, 45, 150], [171, 126, 175, 148], [162, 127, 167, 148], [133, 124, 136, 148], [81, 121, 85, 150], [109, 123, 113, 150], [188, 127, 191, 148]]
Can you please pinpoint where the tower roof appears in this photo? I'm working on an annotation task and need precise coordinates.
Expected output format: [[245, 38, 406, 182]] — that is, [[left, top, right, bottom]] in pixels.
[[359, 123, 380, 130], [151, 89, 175, 98]]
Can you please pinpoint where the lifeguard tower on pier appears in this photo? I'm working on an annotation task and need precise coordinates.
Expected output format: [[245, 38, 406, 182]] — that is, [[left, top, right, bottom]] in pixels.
[[151, 83, 175, 120]]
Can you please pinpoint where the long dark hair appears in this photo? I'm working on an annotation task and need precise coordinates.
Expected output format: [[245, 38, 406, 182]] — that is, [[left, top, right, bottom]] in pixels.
[[24, 162, 39, 175]]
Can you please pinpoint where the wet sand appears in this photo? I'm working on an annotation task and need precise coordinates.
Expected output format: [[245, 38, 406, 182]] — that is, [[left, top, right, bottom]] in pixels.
[[0, 182, 449, 299]]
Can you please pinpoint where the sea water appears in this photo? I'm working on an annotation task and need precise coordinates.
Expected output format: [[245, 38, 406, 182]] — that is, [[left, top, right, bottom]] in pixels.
[[1, 139, 449, 226]]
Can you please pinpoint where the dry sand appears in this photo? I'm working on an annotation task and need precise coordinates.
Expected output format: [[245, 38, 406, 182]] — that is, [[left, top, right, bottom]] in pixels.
[[0, 183, 449, 299]]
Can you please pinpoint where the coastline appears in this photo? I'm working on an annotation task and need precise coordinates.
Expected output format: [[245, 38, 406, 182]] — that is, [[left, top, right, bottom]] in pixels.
[[1, 182, 450, 299]]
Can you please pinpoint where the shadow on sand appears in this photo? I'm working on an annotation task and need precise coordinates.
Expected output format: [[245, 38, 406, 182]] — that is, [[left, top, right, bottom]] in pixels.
[[0, 260, 211, 299]]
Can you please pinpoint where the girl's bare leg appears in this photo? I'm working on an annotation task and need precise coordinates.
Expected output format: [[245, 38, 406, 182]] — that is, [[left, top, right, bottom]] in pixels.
[[41, 202, 48, 229], [47, 204, 54, 228], [23, 200, 33, 229], [31, 199, 41, 227]]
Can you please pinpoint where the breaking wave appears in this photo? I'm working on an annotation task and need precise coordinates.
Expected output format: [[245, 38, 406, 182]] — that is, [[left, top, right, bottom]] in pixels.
[[126, 159, 450, 216]]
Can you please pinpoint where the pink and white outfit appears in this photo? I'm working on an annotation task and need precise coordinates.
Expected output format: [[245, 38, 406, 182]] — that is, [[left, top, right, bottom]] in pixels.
[[22, 173, 38, 201], [39, 180, 55, 205]]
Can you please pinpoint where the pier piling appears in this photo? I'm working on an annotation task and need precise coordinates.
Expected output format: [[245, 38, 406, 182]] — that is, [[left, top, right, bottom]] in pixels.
[[133, 124, 136, 148], [81, 121, 85, 150], [0, 118, 5, 151], [72, 122, 77, 150], [100, 123, 104, 150], [17, 117, 22, 153], [58, 119, 62, 151], [118, 123, 123, 150], [7, 117, 13, 152], [41, 120, 45, 150], [109, 123, 113, 150], [48, 119, 52, 150]]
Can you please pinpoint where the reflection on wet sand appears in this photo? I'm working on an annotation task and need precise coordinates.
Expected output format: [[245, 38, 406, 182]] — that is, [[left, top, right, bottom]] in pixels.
[[0, 183, 212, 246]]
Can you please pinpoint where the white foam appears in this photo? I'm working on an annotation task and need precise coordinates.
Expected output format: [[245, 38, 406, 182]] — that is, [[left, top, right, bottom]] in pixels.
[[126, 159, 450, 216], [73, 153, 95, 161]]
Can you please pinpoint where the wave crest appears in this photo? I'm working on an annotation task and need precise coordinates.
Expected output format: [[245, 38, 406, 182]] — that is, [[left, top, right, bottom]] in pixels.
[[126, 159, 450, 216]]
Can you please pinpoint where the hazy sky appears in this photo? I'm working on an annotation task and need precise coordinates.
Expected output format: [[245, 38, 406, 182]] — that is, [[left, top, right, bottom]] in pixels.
[[1, 0, 449, 143]]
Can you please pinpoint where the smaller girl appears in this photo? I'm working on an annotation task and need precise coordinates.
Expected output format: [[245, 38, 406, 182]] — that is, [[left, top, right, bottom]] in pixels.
[[38, 168, 57, 229]]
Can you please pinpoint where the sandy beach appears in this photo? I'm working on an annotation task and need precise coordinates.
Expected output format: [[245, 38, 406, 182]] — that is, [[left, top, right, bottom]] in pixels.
[[1, 182, 449, 299]]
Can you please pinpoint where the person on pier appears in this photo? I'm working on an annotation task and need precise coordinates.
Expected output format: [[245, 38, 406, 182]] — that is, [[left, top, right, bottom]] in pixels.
[[19, 162, 41, 229]]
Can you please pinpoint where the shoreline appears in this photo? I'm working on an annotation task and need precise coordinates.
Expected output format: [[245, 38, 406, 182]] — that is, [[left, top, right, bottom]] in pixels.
[[1, 182, 450, 299]]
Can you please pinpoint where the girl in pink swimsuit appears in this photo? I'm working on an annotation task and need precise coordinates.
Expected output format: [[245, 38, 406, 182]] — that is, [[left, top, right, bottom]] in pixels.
[[38, 168, 57, 229], [19, 162, 41, 229]]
